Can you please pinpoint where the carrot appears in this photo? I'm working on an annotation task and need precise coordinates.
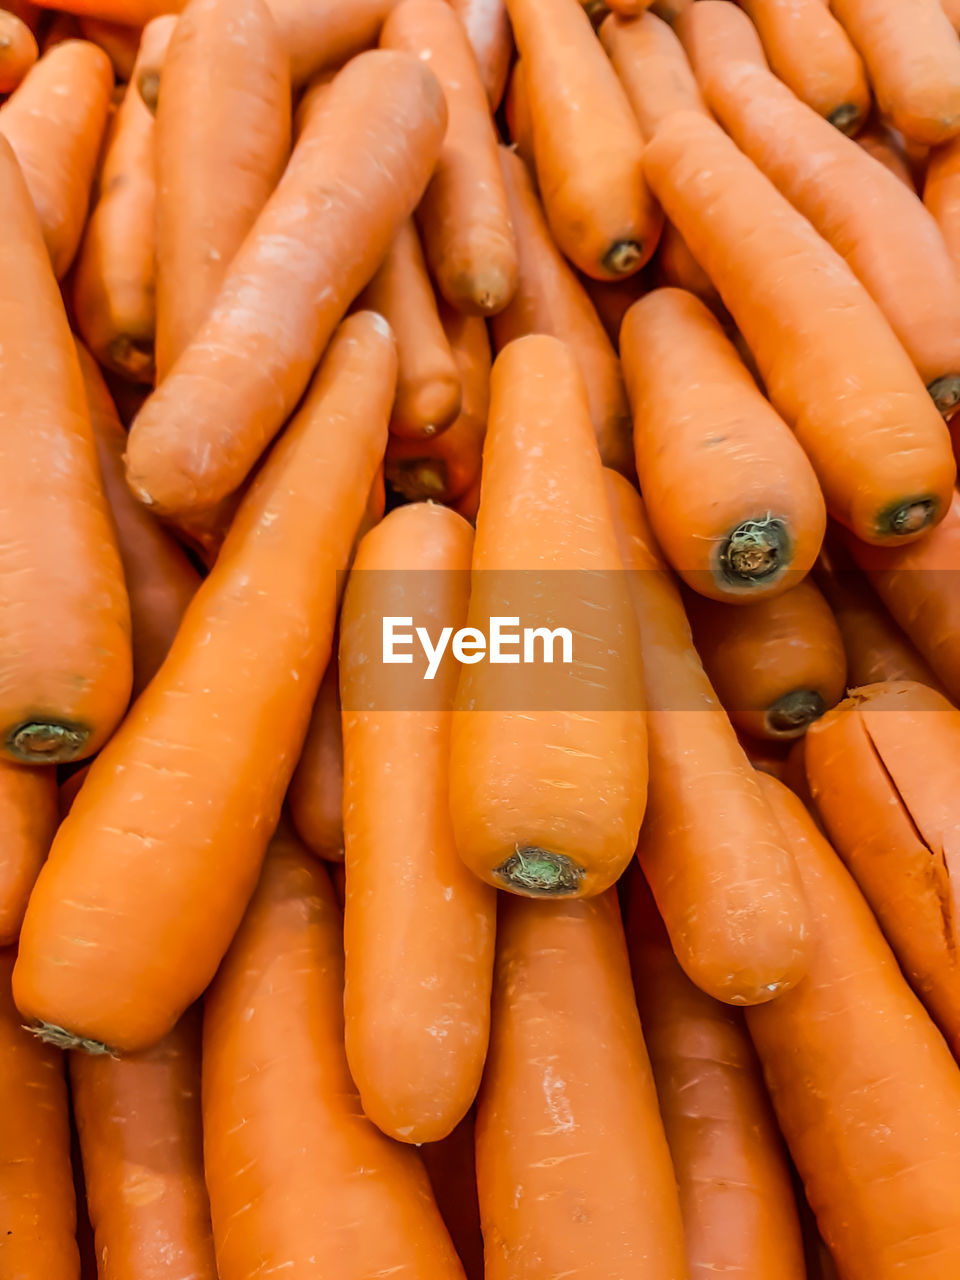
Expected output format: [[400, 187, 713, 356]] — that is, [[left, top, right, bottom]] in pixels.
[[924, 135, 960, 277], [503, 56, 534, 169], [830, 0, 960, 145], [45, 0, 180, 22], [606, 469, 809, 1003], [0, 948, 78, 1280], [126, 50, 445, 518], [736, 730, 791, 781], [3, 0, 40, 31], [448, 0, 511, 109], [493, 146, 634, 476], [358, 219, 462, 438], [600, 10, 709, 140], [475, 889, 688, 1280], [450, 335, 647, 898], [805, 680, 960, 1058], [842, 488, 960, 701], [0, 7, 37, 90], [70, 1007, 217, 1280], [381, 0, 517, 316], [421, 1113, 484, 1280], [14, 312, 394, 1054], [944, 0, 960, 29], [0, 763, 58, 946], [453, 472, 482, 522], [265, 0, 398, 87], [133, 13, 175, 112], [153, 0, 291, 381], [0, 40, 113, 278], [579, 270, 648, 346], [643, 111, 956, 543], [858, 117, 916, 189], [340, 503, 496, 1143], [653, 224, 721, 311], [78, 15, 141, 79], [649, 0, 691, 18], [621, 289, 825, 600], [203, 828, 467, 1279], [734, 0, 870, 131], [685, 579, 847, 740], [681, 3, 960, 417], [386, 305, 490, 502], [627, 877, 807, 1279], [506, 0, 662, 278], [747, 775, 960, 1280], [287, 657, 345, 860]]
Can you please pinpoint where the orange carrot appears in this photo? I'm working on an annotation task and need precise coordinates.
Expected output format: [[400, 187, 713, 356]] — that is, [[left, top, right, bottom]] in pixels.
[[450, 335, 647, 898], [359, 219, 462, 438], [924, 134, 960, 277], [600, 9, 709, 139], [133, 13, 175, 111], [830, 0, 960, 145], [0, 763, 58, 946], [621, 288, 826, 600], [154, 0, 291, 380], [857, 116, 916, 188], [203, 829, 467, 1279], [78, 15, 140, 79], [421, 1113, 484, 1280], [944, 0, 960, 29], [579, 270, 649, 347], [0, 7, 37, 89], [287, 657, 345, 860], [503, 57, 534, 170], [805, 680, 960, 1058], [747, 775, 960, 1280], [686, 578, 847, 740], [654, 222, 723, 311], [643, 110, 956, 543], [382, 0, 517, 316], [453, 471, 482, 522], [265, 0, 399, 87], [14, 312, 394, 1054], [41, 11, 82, 49], [627, 878, 807, 1279], [493, 145, 634, 475], [448, 0, 511, 108], [70, 1008, 217, 1280], [606, 469, 809, 1003], [0, 40, 113, 277], [476, 890, 688, 1279], [126, 49, 445, 517], [506, 0, 662, 278], [45, 0, 180, 22]]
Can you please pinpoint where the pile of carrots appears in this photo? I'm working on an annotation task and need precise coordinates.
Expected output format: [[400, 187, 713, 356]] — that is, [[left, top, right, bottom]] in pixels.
[[5, 0, 960, 1276]]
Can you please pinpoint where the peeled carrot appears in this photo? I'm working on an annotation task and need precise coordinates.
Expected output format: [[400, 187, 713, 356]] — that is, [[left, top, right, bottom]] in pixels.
[[621, 288, 826, 600], [747, 775, 960, 1280], [503, 57, 535, 170], [0, 948, 78, 1280], [476, 890, 688, 1279], [359, 219, 462, 438], [858, 117, 916, 188], [0, 40, 113, 278], [830, 0, 960, 145], [506, 0, 662, 278], [450, 335, 647, 898], [0, 763, 58, 946], [805, 680, 960, 1058], [133, 13, 175, 111], [0, 138, 131, 766], [14, 312, 394, 1054], [126, 49, 445, 517], [287, 658, 345, 860], [493, 146, 634, 476], [686, 579, 847, 740], [448, 0, 511, 108], [0, 7, 37, 89], [682, 2, 960, 416], [382, 0, 517, 316], [600, 10, 709, 139], [203, 829, 467, 1279], [70, 1008, 217, 1280], [78, 15, 140, 78], [341, 503, 496, 1143], [421, 1113, 484, 1280], [606, 470, 809, 1004], [627, 878, 807, 1279], [924, 135, 960, 276], [154, 0, 291, 381], [386, 306, 490, 502], [265, 0, 398, 86], [643, 111, 956, 543]]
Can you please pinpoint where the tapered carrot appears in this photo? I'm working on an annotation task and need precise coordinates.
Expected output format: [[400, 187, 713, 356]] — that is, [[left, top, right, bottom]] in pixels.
[[126, 50, 445, 517], [0, 8, 37, 89], [0, 139, 131, 766], [0, 40, 113, 277], [14, 313, 394, 1053], [133, 13, 175, 111], [341, 503, 496, 1143], [681, 3, 960, 416], [0, 949, 79, 1280], [265, 0, 398, 86], [448, 0, 511, 108], [503, 56, 534, 168], [737, 731, 791, 782], [644, 111, 956, 542], [805, 680, 960, 1058], [507, 0, 662, 278], [359, 219, 462, 438], [686, 579, 847, 740], [830, 0, 960, 145], [606, 469, 809, 1003], [476, 890, 688, 1280], [70, 1008, 217, 1280], [600, 10, 708, 138], [747, 776, 960, 1280], [287, 657, 344, 860], [386, 306, 490, 502], [78, 15, 140, 78], [858, 117, 915, 189], [421, 1113, 484, 1280], [493, 146, 634, 475], [154, 0, 291, 381], [450, 335, 647, 898], [627, 878, 806, 1279], [649, 0, 691, 18], [203, 829, 467, 1280], [0, 764, 58, 947], [382, 0, 517, 315]]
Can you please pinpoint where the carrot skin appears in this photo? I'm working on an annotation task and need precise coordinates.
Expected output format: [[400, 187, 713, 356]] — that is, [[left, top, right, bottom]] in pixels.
[[133, 13, 176, 112], [503, 57, 535, 170], [77, 15, 141, 80], [600, 10, 709, 141], [0, 8, 38, 90], [448, 0, 511, 108], [925, 134, 960, 278], [265, 0, 400, 87], [0, 763, 58, 946], [287, 656, 345, 860], [859, 118, 916, 189], [421, 1113, 484, 1280]]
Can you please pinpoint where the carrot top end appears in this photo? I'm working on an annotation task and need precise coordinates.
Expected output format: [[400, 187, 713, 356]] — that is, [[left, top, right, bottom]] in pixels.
[[6, 720, 89, 764], [878, 496, 938, 539], [827, 103, 865, 136], [603, 240, 644, 278], [495, 848, 586, 897], [26, 1022, 115, 1056], [765, 688, 826, 738], [927, 375, 960, 418], [717, 516, 789, 589]]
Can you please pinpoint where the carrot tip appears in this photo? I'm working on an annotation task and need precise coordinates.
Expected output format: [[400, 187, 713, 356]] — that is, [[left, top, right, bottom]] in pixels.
[[495, 848, 586, 896], [718, 517, 789, 588], [603, 240, 644, 277], [827, 103, 865, 135], [386, 457, 449, 500], [25, 1022, 114, 1056], [765, 688, 826, 737], [879, 496, 938, 537], [6, 721, 89, 764], [927, 374, 960, 417]]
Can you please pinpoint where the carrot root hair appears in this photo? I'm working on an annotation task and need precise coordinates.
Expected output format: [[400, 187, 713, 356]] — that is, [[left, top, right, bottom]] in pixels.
[[827, 102, 866, 134], [718, 516, 789, 587], [7, 721, 89, 764], [603, 239, 644, 277], [928, 375, 960, 417], [879, 496, 938, 537], [494, 848, 586, 896], [28, 1022, 113, 1056], [387, 458, 448, 500], [765, 688, 826, 737]]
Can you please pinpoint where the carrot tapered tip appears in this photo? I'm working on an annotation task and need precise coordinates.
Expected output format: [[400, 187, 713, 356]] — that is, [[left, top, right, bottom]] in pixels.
[[603, 240, 644, 277], [766, 688, 826, 737], [928, 374, 960, 417], [827, 103, 865, 135], [7, 721, 88, 764], [719, 516, 789, 587], [25, 1022, 114, 1055], [495, 848, 586, 896]]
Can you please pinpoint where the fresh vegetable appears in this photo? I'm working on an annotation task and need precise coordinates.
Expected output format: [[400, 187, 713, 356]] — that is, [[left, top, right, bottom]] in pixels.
[[0, 764, 58, 946], [600, 9, 709, 138], [421, 1113, 484, 1280], [0, 7, 37, 90], [265, 0, 400, 87], [77, 15, 141, 79], [925, 133, 960, 276], [133, 13, 176, 112], [287, 657, 345, 861], [448, 0, 511, 109], [503, 57, 534, 169], [653, 223, 723, 311], [858, 117, 916, 188]]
